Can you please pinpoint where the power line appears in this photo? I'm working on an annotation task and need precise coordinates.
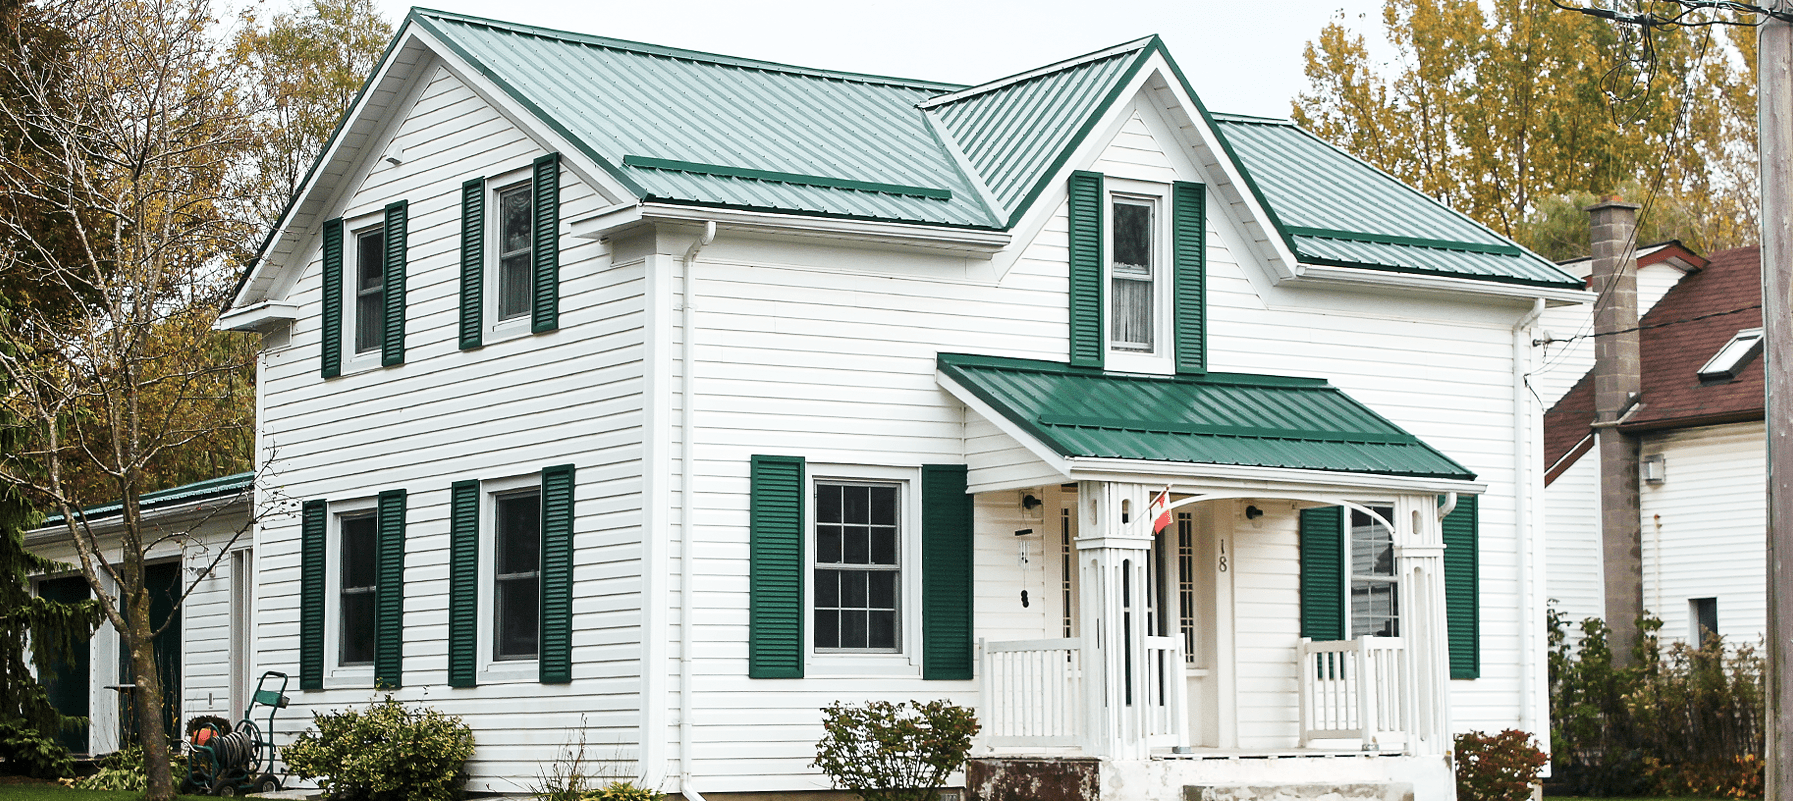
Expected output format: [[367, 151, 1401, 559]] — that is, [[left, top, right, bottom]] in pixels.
[[1536, 302, 1763, 345], [1549, 0, 1793, 26]]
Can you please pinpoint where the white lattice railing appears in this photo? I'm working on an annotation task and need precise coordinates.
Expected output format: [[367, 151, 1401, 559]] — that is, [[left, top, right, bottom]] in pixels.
[[1298, 636, 1408, 749], [979, 638, 1083, 746]]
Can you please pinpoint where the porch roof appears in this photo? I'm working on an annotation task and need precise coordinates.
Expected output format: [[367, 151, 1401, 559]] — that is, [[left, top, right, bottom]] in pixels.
[[938, 353, 1475, 481]]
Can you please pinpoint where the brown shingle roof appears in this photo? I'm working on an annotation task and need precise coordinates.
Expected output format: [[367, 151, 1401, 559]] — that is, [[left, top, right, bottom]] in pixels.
[[1541, 246, 1763, 483]]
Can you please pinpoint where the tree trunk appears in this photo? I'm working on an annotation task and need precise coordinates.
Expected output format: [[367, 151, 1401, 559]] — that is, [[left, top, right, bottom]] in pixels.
[[126, 580, 175, 801]]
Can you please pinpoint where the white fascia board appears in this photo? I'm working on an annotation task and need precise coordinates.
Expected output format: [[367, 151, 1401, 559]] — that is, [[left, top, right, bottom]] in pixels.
[[25, 494, 252, 547], [214, 300, 300, 333], [1065, 456, 1487, 496], [572, 202, 1011, 256], [934, 370, 1072, 476], [230, 29, 436, 312], [1293, 263, 1596, 306]]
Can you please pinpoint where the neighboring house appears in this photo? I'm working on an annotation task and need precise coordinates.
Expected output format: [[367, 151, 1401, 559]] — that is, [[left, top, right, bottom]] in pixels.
[[25, 473, 254, 756], [207, 10, 1588, 800], [1542, 243, 1766, 647]]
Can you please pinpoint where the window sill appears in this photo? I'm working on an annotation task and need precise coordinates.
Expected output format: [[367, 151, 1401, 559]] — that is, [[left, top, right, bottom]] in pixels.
[[338, 350, 386, 376], [807, 653, 920, 678], [322, 668, 375, 690], [476, 662, 539, 683]]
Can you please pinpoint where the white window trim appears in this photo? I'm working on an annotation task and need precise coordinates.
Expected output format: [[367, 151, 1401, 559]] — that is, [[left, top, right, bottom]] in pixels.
[[804, 463, 923, 678], [342, 209, 386, 374], [1697, 327, 1763, 382], [1103, 177, 1174, 375], [477, 472, 542, 682], [324, 497, 377, 687], [484, 163, 536, 346]]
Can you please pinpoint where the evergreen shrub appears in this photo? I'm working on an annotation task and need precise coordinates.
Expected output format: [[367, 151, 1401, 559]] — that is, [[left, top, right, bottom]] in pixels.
[[283, 696, 474, 801]]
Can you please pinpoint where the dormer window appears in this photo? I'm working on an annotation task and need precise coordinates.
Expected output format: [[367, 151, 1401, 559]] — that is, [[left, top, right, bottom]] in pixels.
[[1697, 327, 1762, 384], [1066, 171, 1207, 376], [1110, 198, 1157, 353]]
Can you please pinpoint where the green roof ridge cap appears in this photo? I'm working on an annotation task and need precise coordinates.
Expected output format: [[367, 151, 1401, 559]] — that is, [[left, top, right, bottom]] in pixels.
[[412, 8, 967, 91], [917, 36, 1155, 110], [1208, 112, 1296, 126]]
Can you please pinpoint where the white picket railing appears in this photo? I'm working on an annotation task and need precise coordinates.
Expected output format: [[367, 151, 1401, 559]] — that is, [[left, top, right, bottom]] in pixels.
[[1297, 636, 1408, 749], [1142, 635, 1189, 746], [979, 638, 1083, 746]]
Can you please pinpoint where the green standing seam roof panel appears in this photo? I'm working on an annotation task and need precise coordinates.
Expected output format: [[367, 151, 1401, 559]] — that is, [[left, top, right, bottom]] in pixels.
[[939, 353, 1475, 480], [42, 471, 254, 526]]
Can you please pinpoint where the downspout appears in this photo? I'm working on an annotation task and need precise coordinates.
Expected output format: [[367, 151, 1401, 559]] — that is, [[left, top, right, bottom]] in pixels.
[[1513, 297, 1546, 738], [679, 221, 716, 801]]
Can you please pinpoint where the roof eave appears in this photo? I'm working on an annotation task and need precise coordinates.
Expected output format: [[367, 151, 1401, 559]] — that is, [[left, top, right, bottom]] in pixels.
[[27, 492, 252, 547], [1292, 263, 1594, 304], [1065, 457, 1484, 496], [573, 200, 1011, 256]]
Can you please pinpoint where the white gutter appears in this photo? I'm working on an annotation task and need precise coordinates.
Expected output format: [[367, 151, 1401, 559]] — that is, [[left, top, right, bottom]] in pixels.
[[678, 221, 716, 801], [1512, 298, 1546, 739]]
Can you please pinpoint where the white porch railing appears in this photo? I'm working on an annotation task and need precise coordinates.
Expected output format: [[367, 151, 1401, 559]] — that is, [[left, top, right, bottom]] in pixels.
[[1297, 636, 1408, 749], [1141, 635, 1188, 746], [979, 637, 1083, 746]]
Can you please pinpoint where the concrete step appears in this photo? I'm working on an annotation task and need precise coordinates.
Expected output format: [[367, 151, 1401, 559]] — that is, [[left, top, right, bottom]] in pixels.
[[1185, 783, 1414, 801]]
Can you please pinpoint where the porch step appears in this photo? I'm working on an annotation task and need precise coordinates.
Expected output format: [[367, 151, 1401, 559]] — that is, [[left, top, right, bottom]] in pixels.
[[1185, 783, 1413, 801]]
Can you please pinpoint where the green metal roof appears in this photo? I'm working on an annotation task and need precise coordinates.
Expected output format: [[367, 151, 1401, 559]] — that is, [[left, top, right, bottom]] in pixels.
[[1209, 114, 1581, 288], [41, 472, 254, 526], [939, 353, 1475, 480], [380, 9, 1575, 290]]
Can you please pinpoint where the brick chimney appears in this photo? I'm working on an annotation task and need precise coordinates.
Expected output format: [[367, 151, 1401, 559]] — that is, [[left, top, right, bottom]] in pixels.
[[1588, 199, 1644, 662]]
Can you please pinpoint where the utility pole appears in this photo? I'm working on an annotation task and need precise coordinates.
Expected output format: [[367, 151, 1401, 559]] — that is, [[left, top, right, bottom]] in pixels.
[[1761, 4, 1793, 801]]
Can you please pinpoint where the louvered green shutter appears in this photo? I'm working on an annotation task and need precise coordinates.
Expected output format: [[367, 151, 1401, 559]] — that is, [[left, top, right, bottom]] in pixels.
[[374, 489, 406, 688], [1299, 506, 1345, 641], [448, 481, 480, 688], [531, 154, 560, 334], [1173, 181, 1207, 375], [320, 220, 343, 379], [300, 500, 327, 690], [921, 464, 973, 680], [1067, 171, 1104, 369], [459, 179, 485, 350], [749, 455, 805, 679], [1442, 495, 1480, 679], [381, 201, 407, 367], [539, 464, 575, 683]]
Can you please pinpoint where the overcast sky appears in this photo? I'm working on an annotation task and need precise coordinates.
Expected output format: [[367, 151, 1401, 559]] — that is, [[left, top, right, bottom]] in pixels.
[[368, 0, 1394, 120]]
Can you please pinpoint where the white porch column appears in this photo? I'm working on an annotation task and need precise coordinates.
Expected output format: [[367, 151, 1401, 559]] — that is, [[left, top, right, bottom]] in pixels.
[[1075, 481, 1156, 760], [1393, 494, 1451, 756]]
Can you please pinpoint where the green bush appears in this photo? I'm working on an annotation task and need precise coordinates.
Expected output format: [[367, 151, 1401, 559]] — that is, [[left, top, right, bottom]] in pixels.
[[283, 696, 475, 801], [811, 700, 979, 801], [1454, 730, 1546, 801], [72, 745, 187, 791], [0, 716, 74, 779], [582, 780, 662, 801]]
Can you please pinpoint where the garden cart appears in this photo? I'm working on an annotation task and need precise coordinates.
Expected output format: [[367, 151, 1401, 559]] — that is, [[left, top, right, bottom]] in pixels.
[[186, 670, 290, 796]]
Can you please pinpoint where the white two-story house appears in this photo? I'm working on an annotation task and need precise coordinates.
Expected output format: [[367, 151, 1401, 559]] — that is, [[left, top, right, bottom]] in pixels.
[[210, 10, 1589, 800]]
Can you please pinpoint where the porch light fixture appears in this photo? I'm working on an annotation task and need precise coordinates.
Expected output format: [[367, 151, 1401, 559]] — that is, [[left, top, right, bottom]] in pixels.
[[1021, 493, 1043, 511], [1245, 505, 1264, 520], [1642, 453, 1666, 484]]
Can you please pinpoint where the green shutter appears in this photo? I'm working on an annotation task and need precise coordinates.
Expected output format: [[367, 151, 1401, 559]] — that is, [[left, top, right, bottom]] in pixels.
[[448, 480, 480, 688], [374, 489, 406, 689], [1442, 495, 1480, 679], [459, 179, 485, 350], [921, 464, 974, 680], [1173, 181, 1207, 375], [539, 464, 575, 683], [381, 201, 407, 367], [1299, 506, 1345, 641], [299, 500, 327, 690], [749, 455, 805, 679], [531, 153, 561, 334], [320, 220, 343, 379], [1067, 171, 1104, 369]]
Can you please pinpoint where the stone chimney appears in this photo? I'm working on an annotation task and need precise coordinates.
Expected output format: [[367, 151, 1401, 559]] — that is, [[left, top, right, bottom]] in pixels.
[[1588, 199, 1644, 663]]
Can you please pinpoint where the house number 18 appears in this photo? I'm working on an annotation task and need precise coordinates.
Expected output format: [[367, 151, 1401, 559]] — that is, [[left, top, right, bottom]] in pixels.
[[1218, 539, 1228, 573]]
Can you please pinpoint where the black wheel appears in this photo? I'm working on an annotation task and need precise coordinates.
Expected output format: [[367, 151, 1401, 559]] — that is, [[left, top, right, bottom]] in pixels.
[[254, 774, 281, 794], [214, 782, 239, 797]]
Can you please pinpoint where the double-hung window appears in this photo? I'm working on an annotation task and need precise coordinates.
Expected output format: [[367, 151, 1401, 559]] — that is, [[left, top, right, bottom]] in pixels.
[[492, 489, 541, 661], [1109, 197, 1157, 353], [1348, 506, 1398, 638], [813, 482, 900, 652], [338, 512, 378, 666], [1066, 171, 1206, 375], [495, 182, 534, 322], [353, 227, 385, 354]]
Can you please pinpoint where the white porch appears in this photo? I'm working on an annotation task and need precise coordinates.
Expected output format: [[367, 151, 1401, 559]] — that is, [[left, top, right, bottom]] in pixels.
[[968, 481, 1460, 766]]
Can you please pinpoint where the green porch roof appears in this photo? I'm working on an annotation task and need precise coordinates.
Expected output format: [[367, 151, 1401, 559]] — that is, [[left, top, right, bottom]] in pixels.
[[41, 472, 254, 527], [938, 353, 1475, 481], [381, 9, 1575, 289]]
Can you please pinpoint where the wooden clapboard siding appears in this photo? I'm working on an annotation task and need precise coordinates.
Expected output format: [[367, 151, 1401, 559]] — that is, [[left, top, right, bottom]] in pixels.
[[253, 66, 647, 787], [1544, 452, 1604, 642], [1639, 421, 1767, 644], [1230, 504, 1303, 748]]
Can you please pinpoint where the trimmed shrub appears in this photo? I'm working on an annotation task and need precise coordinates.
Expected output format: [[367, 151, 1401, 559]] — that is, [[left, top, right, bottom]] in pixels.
[[283, 696, 474, 801], [1455, 730, 1546, 801], [811, 700, 979, 801]]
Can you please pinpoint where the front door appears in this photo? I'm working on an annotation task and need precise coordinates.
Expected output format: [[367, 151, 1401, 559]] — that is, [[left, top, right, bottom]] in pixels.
[[118, 561, 182, 746], [36, 575, 91, 754]]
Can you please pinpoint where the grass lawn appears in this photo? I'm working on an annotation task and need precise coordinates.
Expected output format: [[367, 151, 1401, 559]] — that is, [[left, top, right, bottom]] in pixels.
[[0, 779, 214, 801]]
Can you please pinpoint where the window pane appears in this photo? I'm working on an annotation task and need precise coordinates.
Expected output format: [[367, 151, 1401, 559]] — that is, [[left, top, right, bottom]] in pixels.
[[843, 525, 870, 564], [496, 492, 541, 576], [1112, 202, 1152, 273], [868, 610, 897, 649], [816, 524, 842, 564], [816, 484, 841, 525], [495, 575, 540, 659], [842, 571, 867, 607], [341, 592, 375, 664], [868, 570, 896, 608], [841, 609, 868, 649], [1110, 276, 1153, 350], [342, 517, 377, 589], [357, 230, 384, 291], [869, 486, 896, 524], [813, 482, 900, 653], [499, 185, 532, 256], [815, 609, 840, 649], [1351, 581, 1399, 638], [498, 254, 532, 320], [869, 526, 897, 565], [815, 569, 839, 608], [1351, 508, 1395, 577], [843, 485, 869, 524], [355, 284, 383, 353]]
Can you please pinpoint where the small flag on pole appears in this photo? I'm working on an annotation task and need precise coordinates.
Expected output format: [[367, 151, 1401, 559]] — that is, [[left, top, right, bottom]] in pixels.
[[1151, 487, 1172, 535]]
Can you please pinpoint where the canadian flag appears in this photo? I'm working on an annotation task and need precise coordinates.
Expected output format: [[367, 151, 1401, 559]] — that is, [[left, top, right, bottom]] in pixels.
[[1150, 487, 1172, 535]]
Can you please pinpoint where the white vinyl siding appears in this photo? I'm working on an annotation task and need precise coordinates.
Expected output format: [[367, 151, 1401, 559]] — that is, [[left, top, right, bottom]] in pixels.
[[1544, 453, 1604, 639], [1638, 421, 1767, 645]]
